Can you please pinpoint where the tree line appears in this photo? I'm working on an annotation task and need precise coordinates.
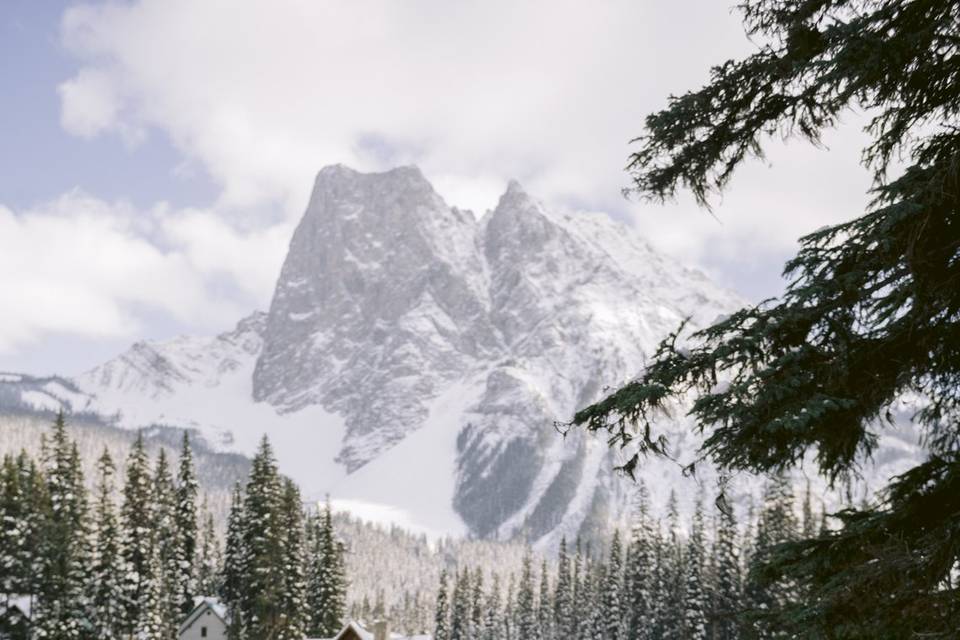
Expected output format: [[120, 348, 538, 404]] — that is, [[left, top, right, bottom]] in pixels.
[[433, 475, 818, 640], [0, 414, 347, 640]]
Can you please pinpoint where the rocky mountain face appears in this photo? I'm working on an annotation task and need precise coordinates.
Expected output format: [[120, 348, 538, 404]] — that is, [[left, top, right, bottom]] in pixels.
[[0, 166, 923, 547]]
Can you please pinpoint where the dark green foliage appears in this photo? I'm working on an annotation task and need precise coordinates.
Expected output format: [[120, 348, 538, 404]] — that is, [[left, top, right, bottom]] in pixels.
[[553, 537, 575, 638], [222, 482, 247, 638], [434, 568, 451, 640], [711, 496, 742, 640], [33, 413, 92, 639], [681, 497, 708, 639], [571, 0, 960, 635], [148, 448, 180, 636], [120, 432, 152, 633], [0, 418, 334, 640], [195, 500, 222, 597], [625, 485, 656, 640], [89, 449, 124, 639], [515, 553, 538, 639], [175, 433, 199, 615], [600, 530, 624, 640], [450, 567, 470, 640], [304, 499, 347, 638], [276, 479, 306, 640]]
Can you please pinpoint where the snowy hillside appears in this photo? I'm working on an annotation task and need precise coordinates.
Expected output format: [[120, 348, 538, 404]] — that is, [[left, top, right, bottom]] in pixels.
[[0, 166, 924, 547]]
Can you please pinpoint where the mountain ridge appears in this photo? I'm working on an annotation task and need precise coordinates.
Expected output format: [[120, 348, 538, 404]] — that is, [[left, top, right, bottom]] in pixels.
[[0, 165, 921, 547]]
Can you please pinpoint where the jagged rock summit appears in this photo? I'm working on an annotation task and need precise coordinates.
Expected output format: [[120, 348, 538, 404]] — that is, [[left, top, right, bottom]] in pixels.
[[1, 165, 923, 546]]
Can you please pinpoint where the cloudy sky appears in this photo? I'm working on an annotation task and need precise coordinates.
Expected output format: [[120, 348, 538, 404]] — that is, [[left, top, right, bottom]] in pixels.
[[2, 0, 876, 376]]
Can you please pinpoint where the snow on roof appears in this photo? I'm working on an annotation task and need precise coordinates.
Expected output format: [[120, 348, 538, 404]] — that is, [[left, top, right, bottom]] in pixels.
[[180, 595, 228, 633], [190, 595, 227, 621], [305, 620, 431, 640], [1, 595, 32, 619]]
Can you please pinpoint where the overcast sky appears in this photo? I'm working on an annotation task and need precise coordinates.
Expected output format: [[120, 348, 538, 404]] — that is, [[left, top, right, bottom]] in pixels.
[[1, 0, 877, 376]]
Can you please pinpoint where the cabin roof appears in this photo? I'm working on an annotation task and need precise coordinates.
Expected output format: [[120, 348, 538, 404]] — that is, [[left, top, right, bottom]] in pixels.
[[179, 595, 228, 634]]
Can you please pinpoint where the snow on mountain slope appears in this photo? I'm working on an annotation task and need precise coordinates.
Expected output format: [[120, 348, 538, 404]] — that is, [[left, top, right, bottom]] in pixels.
[[3, 165, 923, 547]]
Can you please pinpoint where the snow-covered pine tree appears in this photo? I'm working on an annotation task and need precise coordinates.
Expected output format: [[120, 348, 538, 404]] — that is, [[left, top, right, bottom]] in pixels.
[[90, 448, 124, 639], [32, 415, 92, 640], [553, 537, 574, 638], [151, 448, 181, 637], [480, 572, 501, 640], [136, 541, 167, 640], [624, 482, 655, 640], [470, 568, 483, 639], [434, 568, 451, 640], [711, 496, 742, 640], [502, 573, 516, 640], [658, 490, 685, 640], [450, 567, 470, 640], [237, 436, 285, 638], [221, 482, 247, 639], [17, 453, 47, 603], [0, 453, 28, 597], [313, 499, 347, 636], [174, 432, 199, 616], [276, 478, 307, 640], [537, 559, 552, 640], [304, 509, 323, 636], [515, 552, 539, 640], [574, 555, 597, 640], [195, 499, 221, 597], [681, 495, 709, 639], [744, 472, 799, 637], [570, 537, 584, 640], [600, 530, 624, 640], [120, 432, 153, 634]]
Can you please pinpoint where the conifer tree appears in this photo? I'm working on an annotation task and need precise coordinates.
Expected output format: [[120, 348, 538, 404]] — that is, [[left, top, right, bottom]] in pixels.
[[236, 436, 284, 638], [712, 497, 742, 640], [174, 432, 199, 615], [434, 568, 451, 640], [553, 537, 575, 638], [600, 530, 624, 640], [470, 568, 483, 638], [681, 496, 709, 639], [481, 572, 501, 640], [745, 474, 799, 637], [574, 557, 597, 640], [90, 448, 124, 639], [151, 448, 180, 637], [120, 432, 153, 633], [136, 542, 167, 640], [571, 2, 960, 633], [659, 490, 685, 640], [625, 483, 655, 640], [502, 573, 516, 640], [195, 500, 221, 597], [570, 537, 585, 640], [18, 453, 48, 603], [310, 499, 347, 637], [537, 559, 552, 640], [32, 414, 91, 640], [276, 478, 307, 640], [450, 567, 470, 640], [221, 483, 247, 639], [0, 453, 28, 596], [515, 553, 538, 640]]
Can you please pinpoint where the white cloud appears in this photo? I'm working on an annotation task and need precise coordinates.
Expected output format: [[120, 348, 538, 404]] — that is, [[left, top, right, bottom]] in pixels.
[[0, 192, 288, 355], [19, 0, 883, 365], [55, 1, 755, 213], [55, 1, 878, 280]]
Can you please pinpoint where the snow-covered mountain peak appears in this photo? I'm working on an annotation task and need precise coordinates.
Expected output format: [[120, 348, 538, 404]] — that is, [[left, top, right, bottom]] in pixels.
[[26, 164, 921, 548]]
